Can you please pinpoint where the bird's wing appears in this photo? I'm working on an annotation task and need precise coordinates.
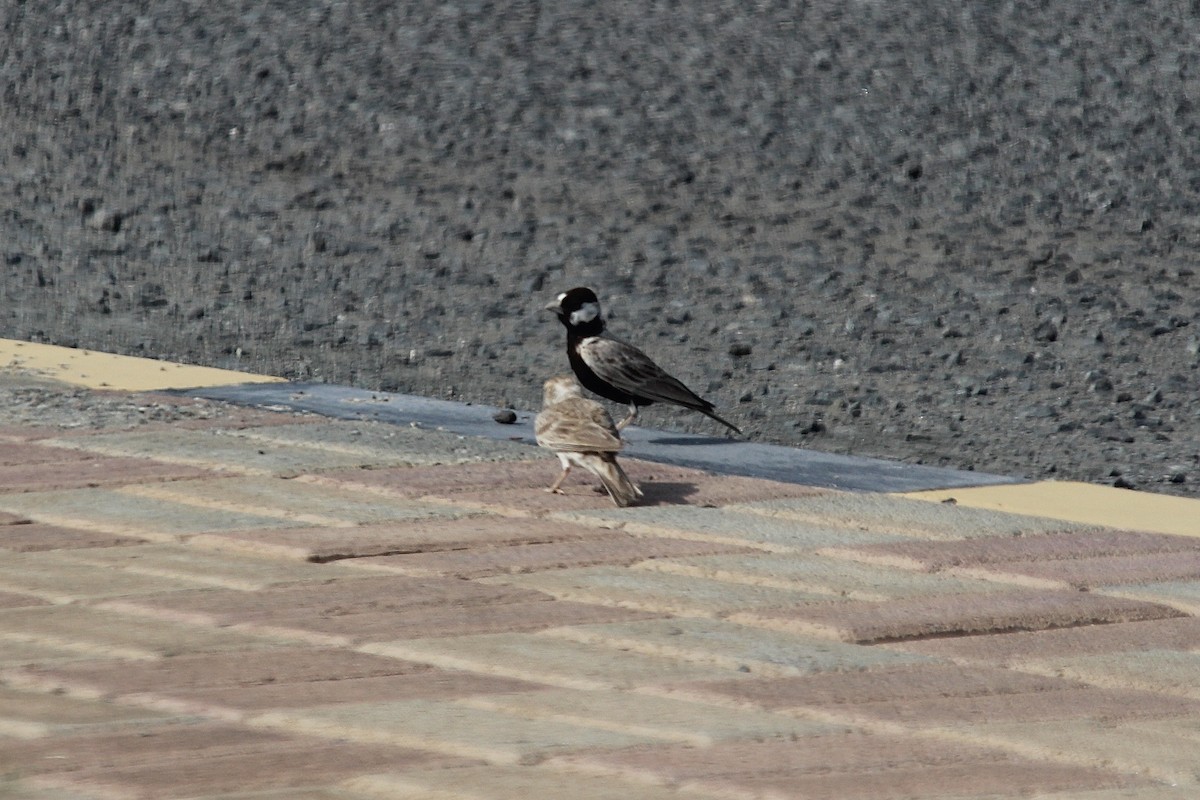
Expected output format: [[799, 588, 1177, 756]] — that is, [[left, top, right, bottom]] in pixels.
[[577, 335, 712, 410], [535, 398, 624, 453]]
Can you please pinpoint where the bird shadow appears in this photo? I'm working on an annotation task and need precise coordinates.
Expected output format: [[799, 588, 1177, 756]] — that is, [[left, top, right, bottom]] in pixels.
[[635, 481, 701, 506], [643, 435, 740, 446]]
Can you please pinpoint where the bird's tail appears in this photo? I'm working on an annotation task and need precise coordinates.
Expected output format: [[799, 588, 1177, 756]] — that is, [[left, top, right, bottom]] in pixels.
[[702, 407, 742, 436], [598, 455, 643, 507]]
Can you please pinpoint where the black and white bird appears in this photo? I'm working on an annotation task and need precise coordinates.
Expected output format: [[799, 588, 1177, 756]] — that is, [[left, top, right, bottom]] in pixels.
[[534, 375, 643, 507], [545, 287, 741, 435]]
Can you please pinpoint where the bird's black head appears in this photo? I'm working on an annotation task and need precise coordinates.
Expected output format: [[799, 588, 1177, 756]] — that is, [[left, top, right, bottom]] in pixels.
[[545, 287, 605, 335]]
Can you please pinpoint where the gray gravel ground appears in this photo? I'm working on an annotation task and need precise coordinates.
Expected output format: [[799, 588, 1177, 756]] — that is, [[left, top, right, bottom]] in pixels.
[[3, 1, 1199, 497]]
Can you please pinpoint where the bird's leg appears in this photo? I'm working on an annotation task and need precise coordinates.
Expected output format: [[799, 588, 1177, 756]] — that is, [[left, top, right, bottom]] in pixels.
[[546, 465, 571, 494], [615, 402, 638, 431]]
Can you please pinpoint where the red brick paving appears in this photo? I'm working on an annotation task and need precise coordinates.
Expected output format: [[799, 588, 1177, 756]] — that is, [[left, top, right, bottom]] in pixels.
[[672, 663, 1087, 708], [0, 455, 219, 493], [299, 460, 574, 499], [736, 588, 1183, 643], [0, 589, 52, 609], [302, 458, 824, 511], [19, 649, 544, 717], [22, 648, 439, 694], [299, 599, 661, 641], [551, 734, 1147, 799], [0, 522, 144, 552], [348, 533, 754, 577], [888, 615, 1200, 665], [963, 550, 1200, 590], [817, 685, 1200, 727], [1, 723, 472, 799], [189, 517, 601, 562], [707, 762, 1146, 800], [445, 473, 826, 515], [0, 407, 312, 444], [837, 528, 1200, 571], [99, 576, 659, 644], [100, 575, 547, 625], [4, 376, 1199, 797], [0, 442, 104, 466]]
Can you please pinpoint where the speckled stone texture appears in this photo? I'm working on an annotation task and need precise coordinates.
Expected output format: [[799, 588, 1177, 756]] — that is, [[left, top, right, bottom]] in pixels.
[[1, 1, 1198, 496]]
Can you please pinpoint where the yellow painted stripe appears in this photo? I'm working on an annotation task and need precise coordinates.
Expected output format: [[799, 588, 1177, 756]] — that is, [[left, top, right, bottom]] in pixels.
[[0, 339, 283, 391], [904, 481, 1200, 538]]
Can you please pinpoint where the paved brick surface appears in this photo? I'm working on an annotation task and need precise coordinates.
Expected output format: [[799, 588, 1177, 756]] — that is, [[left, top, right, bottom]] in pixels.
[[669, 663, 1086, 709], [2, 374, 1199, 798], [976, 719, 1200, 786], [186, 516, 597, 562], [0, 509, 30, 524], [542, 617, 932, 676], [486, 565, 832, 616], [635, 552, 1007, 600], [0, 486, 317, 540], [0, 551, 231, 602], [0, 455, 220, 494], [365, 631, 760, 690], [0, 522, 145, 553], [16, 649, 543, 722], [300, 459, 579, 499], [99, 575, 655, 646], [955, 550, 1200, 590], [0, 722, 471, 799], [458, 687, 844, 744], [833, 528, 1200, 571], [738, 492, 1091, 538], [120, 474, 481, 526], [41, 428, 416, 476], [344, 532, 752, 578], [549, 734, 1149, 799], [0, 605, 297, 661], [0, 590, 53, 610], [99, 574, 548, 625], [253, 699, 679, 764], [230, 418, 539, 463], [884, 616, 1200, 665], [45, 543, 368, 590], [0, 685, 185, 738], [0, 442, 106, 466], [449, 473, 828, 516], [1017, 649, 1200, 699], [561, 504, 908, 551], [345, 765, 718, 800], [1103, 579, 1200, 615], [733, 588, 1183, 643]]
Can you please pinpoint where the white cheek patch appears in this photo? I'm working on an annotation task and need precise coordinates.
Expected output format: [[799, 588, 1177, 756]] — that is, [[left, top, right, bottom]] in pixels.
[[570, 301, 600, 326], [557, 292, 567, 302]]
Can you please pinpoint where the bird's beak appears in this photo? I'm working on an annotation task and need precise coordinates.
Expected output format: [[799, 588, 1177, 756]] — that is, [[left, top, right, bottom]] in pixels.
[[544, 300, 563, 313]]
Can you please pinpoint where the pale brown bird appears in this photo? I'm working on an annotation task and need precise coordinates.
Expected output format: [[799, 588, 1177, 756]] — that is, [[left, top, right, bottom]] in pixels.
[[535, 375, 643, 507]]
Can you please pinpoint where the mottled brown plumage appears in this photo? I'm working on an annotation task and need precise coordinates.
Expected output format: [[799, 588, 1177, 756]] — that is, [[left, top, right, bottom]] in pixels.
[[535, 375, 642, 507]]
